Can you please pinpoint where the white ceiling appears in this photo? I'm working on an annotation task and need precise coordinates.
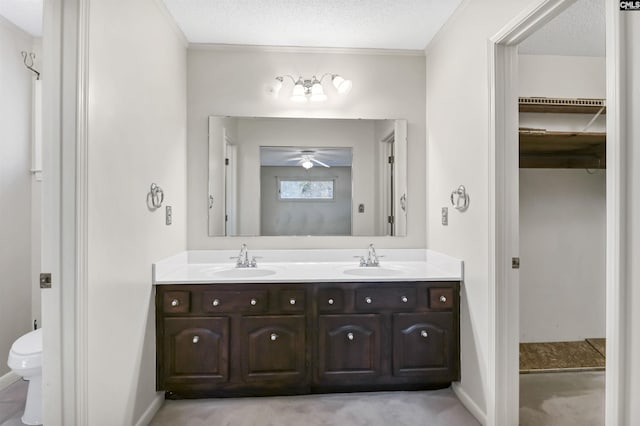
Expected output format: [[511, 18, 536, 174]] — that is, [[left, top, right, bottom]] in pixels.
[[519, 0, 605, 57], [161, 0, 463, 50], [0, 0, 604, 56], [0, 0, 42, 37]]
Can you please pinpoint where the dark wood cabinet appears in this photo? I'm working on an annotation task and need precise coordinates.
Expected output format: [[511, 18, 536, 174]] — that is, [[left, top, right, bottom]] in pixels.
[[160, 317, 229, 388], [392, 312, 456, 380], [156, 280, 460, 398], [241, 315, 306, 383], [317, 314, 382, 382]]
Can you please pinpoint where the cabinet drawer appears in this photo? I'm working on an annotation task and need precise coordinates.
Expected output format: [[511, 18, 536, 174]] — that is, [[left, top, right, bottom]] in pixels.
[[163, 291, 191, 314], [279, 289, 306, 312], [203, 290, 268, 313], [317, 288, 345, 312], [355, 287, 417, 310], [428, 288, 454, 310]]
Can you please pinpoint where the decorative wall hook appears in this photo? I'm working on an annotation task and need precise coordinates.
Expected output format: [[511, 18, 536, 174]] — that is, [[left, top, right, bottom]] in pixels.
[[450, 185, 469, 211], [21, 51, 40, 80], [148, 183, 164, 209]]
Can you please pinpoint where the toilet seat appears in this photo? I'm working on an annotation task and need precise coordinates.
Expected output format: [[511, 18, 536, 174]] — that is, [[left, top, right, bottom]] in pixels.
[[7, 329, 42, 373]]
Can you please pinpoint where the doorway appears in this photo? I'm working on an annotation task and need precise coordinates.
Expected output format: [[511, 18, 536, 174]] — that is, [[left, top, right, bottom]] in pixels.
[[489, 0, 622, 425]]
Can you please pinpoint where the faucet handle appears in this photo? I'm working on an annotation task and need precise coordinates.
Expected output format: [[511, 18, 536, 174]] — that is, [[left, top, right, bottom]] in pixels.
[[354, 256, 366, 267], [250, 256, 261, 267]]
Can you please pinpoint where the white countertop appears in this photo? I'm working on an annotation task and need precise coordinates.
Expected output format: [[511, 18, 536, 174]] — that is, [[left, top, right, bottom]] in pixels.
[[153, 249, 463, 284]]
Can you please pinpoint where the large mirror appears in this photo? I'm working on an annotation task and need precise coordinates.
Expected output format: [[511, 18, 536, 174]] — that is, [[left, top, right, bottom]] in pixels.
[[208, 117, 407, 237]]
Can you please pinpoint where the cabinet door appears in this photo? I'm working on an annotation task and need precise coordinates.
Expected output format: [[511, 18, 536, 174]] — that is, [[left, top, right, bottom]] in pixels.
[[392, 313, 454, 379], [241, 316, 306, 382], [317, 314, 382, 382], [162, 317, 229, 386]]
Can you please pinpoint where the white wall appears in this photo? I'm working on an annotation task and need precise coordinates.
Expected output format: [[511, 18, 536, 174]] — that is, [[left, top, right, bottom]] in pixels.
[[188, 47, 425, 249], [424, 0, 544, 419], [86, 1, 187, 424], [519, 169, 605, 342], [0, 16, 35, 378], [518, 54, 606, 343]]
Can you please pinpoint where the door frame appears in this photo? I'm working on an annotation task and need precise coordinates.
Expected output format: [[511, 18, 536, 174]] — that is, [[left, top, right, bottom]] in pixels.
[[488, 0, 624, 425], [41, 0, 89, 424]]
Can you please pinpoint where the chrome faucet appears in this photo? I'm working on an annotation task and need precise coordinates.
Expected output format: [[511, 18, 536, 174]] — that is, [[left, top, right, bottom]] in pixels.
[[356, 244, 382, 267], [231, 243, 257, 268]]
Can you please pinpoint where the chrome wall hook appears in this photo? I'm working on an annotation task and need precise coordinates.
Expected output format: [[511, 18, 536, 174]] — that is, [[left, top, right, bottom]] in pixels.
[[450, 185, 469, 211], [148, 183, 164, 209]]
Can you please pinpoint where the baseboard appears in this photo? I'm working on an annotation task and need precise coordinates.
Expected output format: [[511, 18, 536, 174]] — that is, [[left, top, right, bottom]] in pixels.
[[452, 382, 487, 425], [0, 371, 21, 392], [134, 392, 164, 426]]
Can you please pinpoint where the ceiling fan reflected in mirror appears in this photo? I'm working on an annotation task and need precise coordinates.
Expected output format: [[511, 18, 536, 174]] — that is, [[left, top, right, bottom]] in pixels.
[[286, 150, 330, 170]]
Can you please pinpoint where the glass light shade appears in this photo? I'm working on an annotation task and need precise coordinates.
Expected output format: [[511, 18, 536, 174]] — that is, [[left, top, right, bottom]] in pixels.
[[290, 81, 307, 102], [332, 75, 352, 95], [310, 81, 327, 102], [301, 159, 314, 169], [271, 78, 283, 97]]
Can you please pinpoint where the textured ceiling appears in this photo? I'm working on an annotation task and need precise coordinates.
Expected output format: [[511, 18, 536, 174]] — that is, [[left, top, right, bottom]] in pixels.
[[0, 0, 605, 56], [161, 0, 463, 49], [519, 0, 605, 57], [0, 0, 42, 36]]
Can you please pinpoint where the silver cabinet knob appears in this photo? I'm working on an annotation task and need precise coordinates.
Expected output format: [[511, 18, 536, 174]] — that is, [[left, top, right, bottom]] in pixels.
[[401, 296, 408, 303], [365, 297, 372, 304], [421, 330, 428, 338], [212, 299, 220, 307], [192, 336, 200, 344], [250, 298, 257, 306], [440, 295, 447, 303], [347, 332, 354, 341], [289, 298, 296, 305], [328, 298, 334, 305], [270, 333, 278, 341], [171, 299, 179, 307]]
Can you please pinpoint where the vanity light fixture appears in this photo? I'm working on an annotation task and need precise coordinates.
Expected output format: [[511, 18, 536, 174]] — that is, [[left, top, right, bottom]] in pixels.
[[270, 74, 352, 103]]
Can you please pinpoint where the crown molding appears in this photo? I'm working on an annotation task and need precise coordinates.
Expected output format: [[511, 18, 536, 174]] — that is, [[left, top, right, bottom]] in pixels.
[[188, 43, 425, 57]]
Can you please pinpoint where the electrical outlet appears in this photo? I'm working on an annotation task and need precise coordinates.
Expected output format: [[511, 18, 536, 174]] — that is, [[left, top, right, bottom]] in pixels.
[[441, 207, 448, 226], [166, 206, 172, 225]]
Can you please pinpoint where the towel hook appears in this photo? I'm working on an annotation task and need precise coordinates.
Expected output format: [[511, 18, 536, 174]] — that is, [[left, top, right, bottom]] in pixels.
[[148, 183, 164, 209], [450, 185, 470, 212], [21, 51, 40, 80]]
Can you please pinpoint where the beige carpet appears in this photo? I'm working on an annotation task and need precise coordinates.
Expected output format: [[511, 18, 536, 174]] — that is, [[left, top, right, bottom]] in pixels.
[[520, 341, 605, 373], [586, 338, 606, 358], [150, 389, 480, 426], [520, 371, 604, 426]]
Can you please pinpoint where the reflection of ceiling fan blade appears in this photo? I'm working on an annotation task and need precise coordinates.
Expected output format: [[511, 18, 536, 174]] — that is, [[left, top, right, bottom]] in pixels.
[[312, 158, 330, 168], [286, 157, 304, 161]]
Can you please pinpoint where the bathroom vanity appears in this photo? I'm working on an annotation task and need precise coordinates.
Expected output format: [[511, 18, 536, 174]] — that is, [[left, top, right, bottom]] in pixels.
[[153, 249, 462, 399]]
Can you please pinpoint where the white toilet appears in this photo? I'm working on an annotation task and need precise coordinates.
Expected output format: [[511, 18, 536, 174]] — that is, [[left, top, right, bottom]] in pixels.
[[7, 328, 43, 425]]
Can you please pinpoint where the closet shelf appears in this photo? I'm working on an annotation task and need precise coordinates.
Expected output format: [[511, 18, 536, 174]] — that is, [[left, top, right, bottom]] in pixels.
[[519, 97, 606, 114], [519, 130, 606, 169]]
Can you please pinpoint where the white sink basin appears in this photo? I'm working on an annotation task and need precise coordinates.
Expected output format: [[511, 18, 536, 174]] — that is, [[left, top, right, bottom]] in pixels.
[[210, 268, 277, 278], [343, 267, 405, 277]]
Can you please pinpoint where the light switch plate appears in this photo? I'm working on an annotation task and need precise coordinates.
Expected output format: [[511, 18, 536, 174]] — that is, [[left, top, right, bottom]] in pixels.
[[441, 207, 448, 226], [166, 206, 172, 225]]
